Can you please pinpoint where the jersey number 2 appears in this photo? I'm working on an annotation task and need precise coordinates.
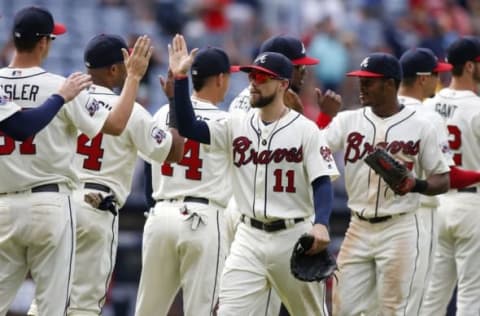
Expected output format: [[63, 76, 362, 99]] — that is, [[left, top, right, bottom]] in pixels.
[[0, 132, 36, 155], [447, 125, 462, 166], [77, 133, 104, 170], [161, 139, 203, 180]]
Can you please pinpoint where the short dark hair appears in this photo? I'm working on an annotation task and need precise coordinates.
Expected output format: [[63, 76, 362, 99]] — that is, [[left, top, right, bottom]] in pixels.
[[451, 63, 465, 77], [192, 76, 208, 92], [401, 76, 417, 87], [13, 36, 42, 52]]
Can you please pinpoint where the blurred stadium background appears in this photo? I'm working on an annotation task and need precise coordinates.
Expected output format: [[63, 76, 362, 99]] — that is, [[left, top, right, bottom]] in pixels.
[[2, 0, 478, 315]]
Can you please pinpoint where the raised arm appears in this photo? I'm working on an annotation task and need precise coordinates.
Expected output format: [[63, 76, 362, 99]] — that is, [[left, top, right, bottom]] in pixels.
[[101, 35, 153, 135], [169, 34, 210, 144], [0, 72, 92, 140]]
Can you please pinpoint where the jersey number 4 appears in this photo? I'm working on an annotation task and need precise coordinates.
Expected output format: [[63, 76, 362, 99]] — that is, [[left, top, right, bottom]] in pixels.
[[161, 139, 203, 180], [77, 133, 104, 170], [447, 125, 462, 166], [0, 132, 36, 155]]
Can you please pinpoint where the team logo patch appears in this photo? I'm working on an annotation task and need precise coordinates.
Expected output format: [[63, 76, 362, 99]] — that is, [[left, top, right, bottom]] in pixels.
[[85, 98, 100, 116], [320, 146, 333, 162], [151, 126, 166, 144], [11, 70, 22, 77]]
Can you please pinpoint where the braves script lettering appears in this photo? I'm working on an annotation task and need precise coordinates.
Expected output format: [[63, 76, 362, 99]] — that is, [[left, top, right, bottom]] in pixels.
[[344, 132, 420, 164], [232, 137, 303, 167]]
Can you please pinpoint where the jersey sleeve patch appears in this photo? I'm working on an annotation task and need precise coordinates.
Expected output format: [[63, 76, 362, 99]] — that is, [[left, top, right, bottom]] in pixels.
[[85, 98, 101, 116], [151, 126, 167, 144]]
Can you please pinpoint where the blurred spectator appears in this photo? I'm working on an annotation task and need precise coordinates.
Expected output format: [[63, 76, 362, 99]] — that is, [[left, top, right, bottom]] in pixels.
[[308, 16, 349, 92]]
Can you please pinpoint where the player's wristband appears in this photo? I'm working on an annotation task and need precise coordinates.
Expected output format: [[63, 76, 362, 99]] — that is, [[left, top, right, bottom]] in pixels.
[[174, 74, 188, 80], [411, 179, 428, 193]]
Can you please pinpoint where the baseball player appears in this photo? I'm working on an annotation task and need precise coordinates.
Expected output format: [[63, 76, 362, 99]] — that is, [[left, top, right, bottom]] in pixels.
[[0, 74, 92, 140], [135, 47, 235, 316], [421, 36, 480, 315], [26, 34, 183, 316], [225, 35, 326, 316], [229, 35, 319, 114], [170, 34, 339, 315], [397, 47, 454, 315], [0, 6, 152, 316], [320, 52, 450, 316]]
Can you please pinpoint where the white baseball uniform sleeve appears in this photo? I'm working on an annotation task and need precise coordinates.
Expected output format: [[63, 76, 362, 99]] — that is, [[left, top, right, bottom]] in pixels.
[[150, 98, 232, 207], [74, 85, 172, 206], [400, 95, 454, 207], [208, 108, 339, 220], [0, 86, 21, 121], [0, 67, 110, 193]]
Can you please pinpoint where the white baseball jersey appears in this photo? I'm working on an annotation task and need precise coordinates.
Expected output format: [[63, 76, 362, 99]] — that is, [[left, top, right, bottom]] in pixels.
[[150, 97, 231, 207], [228, 87, 251, 113], [322, 106, 449, 217], [399, 95, 454, 207], [0, 67, 109, 193], [74, 84, 173, 207], [207, 108, 339, 220], [425, 88, 480, 172], [0, 86, 21, 121], [421, 88, 480, 315]]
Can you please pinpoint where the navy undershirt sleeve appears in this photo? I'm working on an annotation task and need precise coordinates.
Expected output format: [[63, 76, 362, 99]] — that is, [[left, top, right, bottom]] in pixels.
[[0, 94, 65, 141], [312, 175, 334, 226], [143, 162, 155, 208], [174, 78, 210, 144]]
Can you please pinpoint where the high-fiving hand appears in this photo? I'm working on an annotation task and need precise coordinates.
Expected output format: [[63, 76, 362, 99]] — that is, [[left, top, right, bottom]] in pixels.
[[168, 34, 198, 77]]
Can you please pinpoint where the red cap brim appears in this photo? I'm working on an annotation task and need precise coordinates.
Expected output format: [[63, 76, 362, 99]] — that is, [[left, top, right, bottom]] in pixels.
[[239, 65, 280, 77], [52, 23, 67, 35], [230, 65, 240, 73], [433, 62, 453, 72], [346, 70, 384, 78], [291, 56, 319, 65]]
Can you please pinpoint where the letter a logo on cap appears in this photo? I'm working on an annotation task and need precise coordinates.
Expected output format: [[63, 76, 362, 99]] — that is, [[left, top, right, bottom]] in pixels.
[[360, 57, 370, 68], [255, 54, 268, 64]]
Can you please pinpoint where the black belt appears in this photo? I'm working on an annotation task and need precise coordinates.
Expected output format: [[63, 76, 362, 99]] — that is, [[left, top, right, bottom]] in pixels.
[[458, 187, 477, 193], [84, 182, 111, 193], [158, 196, 209, 205], [354, 212, 407, 224], [31, 183, 59, 193], [240, 214, 304, 233]]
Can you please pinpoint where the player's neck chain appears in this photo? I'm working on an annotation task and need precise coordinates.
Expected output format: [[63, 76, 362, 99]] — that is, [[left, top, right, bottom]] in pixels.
[[258, 107, 288, 146]]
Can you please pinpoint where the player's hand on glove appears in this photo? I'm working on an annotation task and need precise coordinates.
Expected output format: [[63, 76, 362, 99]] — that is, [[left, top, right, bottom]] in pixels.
[[392, 174, 416, 196], [284, 88, 304, 114], [159, 69, 175, 99], [315, 88, 342, 118], [364, 148, 415, 195], [124, 35, 153, 81], [58, 72, 92, 102], [290, 233, 337, 282], [168, 34, 198, 77], [306, 224, 330, 255]]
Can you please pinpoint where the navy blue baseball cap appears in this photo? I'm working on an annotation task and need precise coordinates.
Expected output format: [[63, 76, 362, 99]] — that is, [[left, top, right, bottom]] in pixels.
[[347, 52, 402, 81], [240, 52, 293, 79], [191, 47, 239, 78], [84, 34, 128, 68], [260, 35, 319, 65], [400, 48, 452, 77], [13, 6, 66, 39], [446, 36, 480, 66]]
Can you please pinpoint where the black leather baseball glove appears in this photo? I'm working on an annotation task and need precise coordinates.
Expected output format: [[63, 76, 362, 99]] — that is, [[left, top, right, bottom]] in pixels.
[[290, 234, 337, 282], [364, 148, 415, 195]]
